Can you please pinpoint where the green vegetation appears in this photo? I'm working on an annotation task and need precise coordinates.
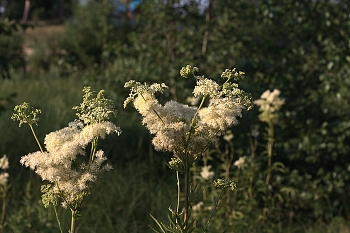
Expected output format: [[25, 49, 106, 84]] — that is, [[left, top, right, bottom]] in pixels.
[[0, 0, 349, 232]]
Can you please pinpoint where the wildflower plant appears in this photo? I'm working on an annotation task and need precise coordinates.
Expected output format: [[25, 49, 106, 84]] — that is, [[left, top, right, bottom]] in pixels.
[[254, 89, 285, 186], [12, 87, 121, 233], [124, 65, 252, 232]]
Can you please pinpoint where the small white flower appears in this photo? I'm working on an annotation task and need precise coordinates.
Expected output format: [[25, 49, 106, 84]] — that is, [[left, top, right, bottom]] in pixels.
[[223, 130, 234, 142], [193, 78, 220, 98], [200, 165, 215, 180], [254, 89, 284, 123], [0, 155, 9, 170], [234, 156, 246, 169], [192, 201, 204, 211]]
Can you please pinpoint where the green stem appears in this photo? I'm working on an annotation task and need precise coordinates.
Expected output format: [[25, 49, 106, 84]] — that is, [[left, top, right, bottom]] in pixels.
[[184, 166, 190, 223], [70, 209, 76, 233], [88, 137, 98, 168], [186, 96, 206, 142], [53, 205, 63, 233], [29, 124, 43, 152], [248, 136, 257, 199], [265, 122, 274, 187], [204, 189, 224, 232], [140, 93, 165, 125], [176, 171, 181, 216]]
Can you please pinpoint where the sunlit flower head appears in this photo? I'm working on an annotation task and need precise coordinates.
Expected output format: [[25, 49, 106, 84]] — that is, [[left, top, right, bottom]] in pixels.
[[124, 65, 252, 165], [20, 121, 119, 208], [254, 89, 285, 124]]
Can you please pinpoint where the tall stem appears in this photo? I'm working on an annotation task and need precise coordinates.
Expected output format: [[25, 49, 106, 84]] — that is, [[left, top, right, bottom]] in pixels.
[[204, 189, 224, 232], [54, 205, 63, 233], [265, 122, 274, 187], [176, 171, 181, 216], [29, 124, 43, 152], [70, 209, 76, 233], [183, 166, 190, 223]]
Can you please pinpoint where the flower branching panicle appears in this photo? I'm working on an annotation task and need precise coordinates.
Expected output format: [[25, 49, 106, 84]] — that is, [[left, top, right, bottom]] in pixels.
[[11, 102, 43, 151], [124, 65, 253, 165], [73, 86, 117, 125], [11, 102, 41, 127]]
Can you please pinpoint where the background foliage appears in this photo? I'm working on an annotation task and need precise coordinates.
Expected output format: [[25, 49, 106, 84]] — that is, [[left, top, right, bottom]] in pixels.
[[0, 0, 350, 232]]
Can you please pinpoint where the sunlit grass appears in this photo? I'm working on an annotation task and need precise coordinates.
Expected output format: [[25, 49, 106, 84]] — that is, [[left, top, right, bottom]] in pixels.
[[22, 23, 64, 48]]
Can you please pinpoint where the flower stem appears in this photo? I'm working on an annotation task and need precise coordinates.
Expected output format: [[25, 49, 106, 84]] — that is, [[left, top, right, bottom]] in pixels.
[[29, 124, 43, 152], [176, 171, 181, 216], [184, 166, 190, 223], [204, 189, 224, 232], [70, 209, 76, 233], [89, 137, 98, 168], [53, 205, 63, 233], [265, 122, 274, 187]]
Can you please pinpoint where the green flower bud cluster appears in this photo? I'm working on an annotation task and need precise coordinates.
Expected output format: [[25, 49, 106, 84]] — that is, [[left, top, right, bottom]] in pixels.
[[180, 65, 199, 78], [11, 102, 41, 127], [73, 86, 116, 125], [168, 157, 185, 173], [213, 178, 237, 191], [221, 68, 245, 81]]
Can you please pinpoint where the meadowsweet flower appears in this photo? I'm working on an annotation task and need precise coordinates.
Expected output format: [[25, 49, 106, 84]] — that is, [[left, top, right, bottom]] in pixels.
[[251, 125, 260, 138], [192, 201, 204, 211], [20, 120, 119, 208], [124, 66, 252, 165], [200, 165, 215, 180], [193, 77, 220, 98], [234, 156, 246, 169], [0, 155, 9, 170], [0, 155, 9, 191], [198, 98, 243, 131], [223, 130, 234, 142], [254, 89, 285, 124]]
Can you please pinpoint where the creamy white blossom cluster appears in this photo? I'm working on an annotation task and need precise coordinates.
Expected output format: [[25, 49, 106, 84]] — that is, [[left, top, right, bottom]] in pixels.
[[234, 156, 246, 169], [0, 155, 9, 187], [254, 89, 285, 124], [124, 66, 252, 163], [20, 121, 121, 208], [200, 165, 215, 180]]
